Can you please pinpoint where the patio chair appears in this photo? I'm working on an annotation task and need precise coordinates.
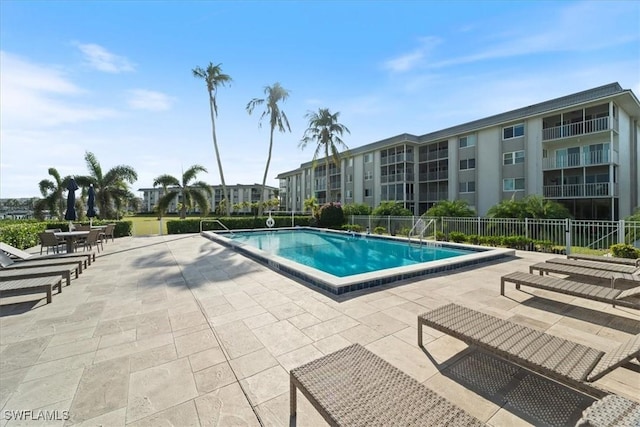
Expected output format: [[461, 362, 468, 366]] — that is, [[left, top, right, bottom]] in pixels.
[[568, 253, 640, 268], [0, 276, 63, 304], [417, 303, 640, 398], [529, 262, 640, 288], [0, 252, 86, 274], [290, 343, 484, 426], [0, 242, 95, 265], [39, 231, 65, 254], [577, 394, 640, 426], [101, 223, 116, 243], [76, 229, 103, 253], [500, 271, 640, 309], [545, 258, 639, 274]]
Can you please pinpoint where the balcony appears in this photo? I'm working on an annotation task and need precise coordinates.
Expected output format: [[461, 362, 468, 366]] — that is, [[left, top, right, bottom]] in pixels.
[[542, 116, 616, 141], [418, 171, 448, 181], [381, 153, 414, 165], [381, 173, 415, 183], [419, 191, 449, 201], [542, 150, 618, 170], [543, 183, 618, 198]]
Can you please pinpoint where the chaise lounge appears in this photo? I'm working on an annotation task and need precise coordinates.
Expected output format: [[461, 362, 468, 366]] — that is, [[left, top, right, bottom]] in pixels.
[[544, 258, 639, 274], [290, 343, 484, 426], [0, 276, 63, 304], [568, 253, 640, 268], [0, 264, 77, 287], [529, 262, 640, 288], [500, 271, 640, 309], [0, 242, 95, 266], [0, 252, 86, 274], [418, 303, 640, 398]]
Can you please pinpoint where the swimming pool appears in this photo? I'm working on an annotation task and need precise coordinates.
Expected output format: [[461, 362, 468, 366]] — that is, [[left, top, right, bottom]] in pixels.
[[202, 227, 514, 295]]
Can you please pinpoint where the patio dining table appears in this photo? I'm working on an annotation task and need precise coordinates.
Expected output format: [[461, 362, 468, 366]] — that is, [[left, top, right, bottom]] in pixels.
[[54, 231, 89, 253]]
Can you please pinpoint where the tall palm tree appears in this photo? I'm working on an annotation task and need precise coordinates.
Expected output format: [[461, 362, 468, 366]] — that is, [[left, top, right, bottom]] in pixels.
[[37, 168, 71, 220], [153, 165, 212, 219], [192, 62, 232, 216], [246, 82, 291, 216], [75, 151, 138, 220], [299, 108, 350, 203]]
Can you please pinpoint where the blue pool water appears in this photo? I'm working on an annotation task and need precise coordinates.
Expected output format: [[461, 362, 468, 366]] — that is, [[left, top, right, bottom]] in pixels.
[[227, 229, 475, 277]]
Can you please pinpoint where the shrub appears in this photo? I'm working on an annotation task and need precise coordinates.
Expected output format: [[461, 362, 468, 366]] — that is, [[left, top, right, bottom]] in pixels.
[[373, 226, 386, 235], [342, 203, 372, 216], [435, 231, 447, 241], [502, 235, 533, 250], [167, 216, 312, 234], [535, 240, 554, 252], [318, 202, 345, 228], [397, 227, 412, 236], [467, 234, 481, 245], [448, 231, 466, 243], [610, 243, 640, 259], [372, 201, 412, 216]]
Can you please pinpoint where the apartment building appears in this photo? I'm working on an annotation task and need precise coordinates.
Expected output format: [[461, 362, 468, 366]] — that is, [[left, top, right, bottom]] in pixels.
[[138, 184, 278, 214], [277, 83, 640, 220]]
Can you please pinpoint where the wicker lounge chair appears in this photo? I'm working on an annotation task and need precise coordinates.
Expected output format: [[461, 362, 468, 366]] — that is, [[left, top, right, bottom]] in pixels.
[[0, 276, 63, 304], [417, 303, 640, 398], [568, 253, 640, 268], [0, 242, 95, 265], [0, 251, 85, 273], [290, 343, 484, 426], [529, 262, 640, 288], [500, 272, 640, 309], [577, 394, 640, 426], [545, 258, 639, 274], [0, 264, 77, 287]]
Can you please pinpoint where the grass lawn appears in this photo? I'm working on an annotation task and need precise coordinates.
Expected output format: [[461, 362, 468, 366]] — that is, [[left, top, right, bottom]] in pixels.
[[127, 216, 170, 236]]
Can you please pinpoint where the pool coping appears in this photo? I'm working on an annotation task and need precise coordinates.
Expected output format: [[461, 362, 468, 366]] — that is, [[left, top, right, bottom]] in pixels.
[[201, 227, 515, 295]]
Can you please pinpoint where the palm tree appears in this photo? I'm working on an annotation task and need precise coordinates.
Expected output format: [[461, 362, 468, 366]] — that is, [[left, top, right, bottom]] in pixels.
[[75, 151, 138, 219], [299, 108, 350, 204], [192, 62, 232, 216], [36, 168, 71, 220], [246, 82, 291, 216], [153, 165, 212, 219]]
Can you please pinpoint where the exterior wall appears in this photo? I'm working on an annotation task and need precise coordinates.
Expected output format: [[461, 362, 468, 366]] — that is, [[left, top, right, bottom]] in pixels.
[[476, 127, 502, 216]]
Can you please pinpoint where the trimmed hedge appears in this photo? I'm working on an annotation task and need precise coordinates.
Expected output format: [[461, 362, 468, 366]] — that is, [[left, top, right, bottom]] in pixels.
[[166, 216, 312, 234]]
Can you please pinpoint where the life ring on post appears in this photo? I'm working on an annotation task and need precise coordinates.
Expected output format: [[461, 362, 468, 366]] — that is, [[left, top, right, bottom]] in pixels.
[[266, 217, 275, 228]]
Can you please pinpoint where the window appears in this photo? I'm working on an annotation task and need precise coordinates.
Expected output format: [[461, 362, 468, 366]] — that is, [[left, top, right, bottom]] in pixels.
[[503, 151, 525, 165], [346, 190, 353, 198], [364, 171, 373, 181], [364, 153, 373, 163], [503, 124, 525, 140], [364, 188, 372, 197], [346, 174, 353, 183], [459, 135, 476, 148], [459, 158, 476, 170], [458, 181, 476, 193], [347, 158, 353, 167], [503, 178, 525, 192]]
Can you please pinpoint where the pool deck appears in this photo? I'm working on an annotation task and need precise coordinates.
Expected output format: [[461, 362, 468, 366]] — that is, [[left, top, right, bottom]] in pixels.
[[0, 234, 638, 426]]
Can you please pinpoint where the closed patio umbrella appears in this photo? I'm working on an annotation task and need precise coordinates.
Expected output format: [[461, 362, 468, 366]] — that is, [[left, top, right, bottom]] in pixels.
[[87, 184, 96, 226], [64, 178, 79, 229]]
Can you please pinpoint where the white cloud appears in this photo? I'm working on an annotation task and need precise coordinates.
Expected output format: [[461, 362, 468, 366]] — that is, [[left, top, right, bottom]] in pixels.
[[127, 89, 174, 111], [75, 43, 135, 73], [383, 36, 442, 72], [0, 51, 118, 128]]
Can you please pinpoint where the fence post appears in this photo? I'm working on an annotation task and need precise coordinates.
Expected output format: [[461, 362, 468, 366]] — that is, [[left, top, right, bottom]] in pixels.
[[525, 217, 529, 239], [565, 218, 571, 255], [618, 219, 625, 244], [477, 216, 480, 236]]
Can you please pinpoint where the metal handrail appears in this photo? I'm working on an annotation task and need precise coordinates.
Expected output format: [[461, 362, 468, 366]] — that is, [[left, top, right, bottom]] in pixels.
[[200, 219, 233, 234], [408, 217, 435, 246]]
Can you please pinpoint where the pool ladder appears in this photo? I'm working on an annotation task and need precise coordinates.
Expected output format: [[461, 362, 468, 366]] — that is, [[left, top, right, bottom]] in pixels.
[[200, 219, 234, 235], [407, 217, 436, 247]]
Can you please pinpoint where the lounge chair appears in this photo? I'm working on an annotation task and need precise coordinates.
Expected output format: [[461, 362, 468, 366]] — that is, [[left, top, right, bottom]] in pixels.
[[417, 303, 640, 398], [0, 276, 63, 304], [0, 251, 86, 273], [577, 394, 640, 426], [529, 262, 640, 288], [545, 257, 639, 274], [568, 253, 640, 268], [500, 271, 640, 309], [0, 264, 77, 287], [0, 242, 95, 265], [290, 343, 484, 426]]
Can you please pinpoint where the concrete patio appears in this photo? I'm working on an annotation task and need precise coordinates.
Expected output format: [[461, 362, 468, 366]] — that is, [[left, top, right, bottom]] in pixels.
[[1, 234, 638, 426]]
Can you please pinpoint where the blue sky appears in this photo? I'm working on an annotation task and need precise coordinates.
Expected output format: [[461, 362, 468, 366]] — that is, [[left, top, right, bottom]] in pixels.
[[1, 0, 639, 199]]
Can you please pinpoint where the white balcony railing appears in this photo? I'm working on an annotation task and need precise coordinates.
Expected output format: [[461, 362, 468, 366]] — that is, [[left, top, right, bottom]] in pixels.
[[542, 116, 611, 141], [543, 183, 618, 198], [542, 150, 618, 170]]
